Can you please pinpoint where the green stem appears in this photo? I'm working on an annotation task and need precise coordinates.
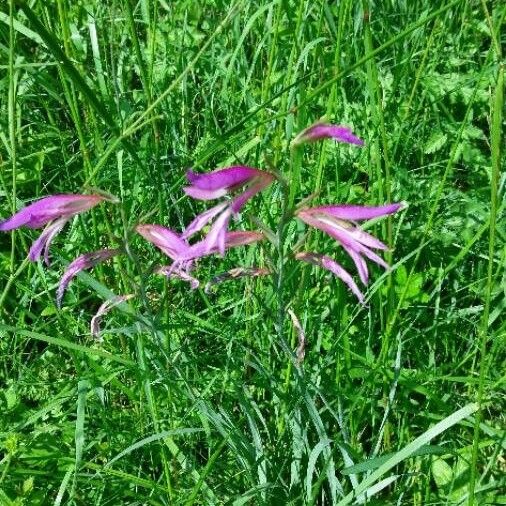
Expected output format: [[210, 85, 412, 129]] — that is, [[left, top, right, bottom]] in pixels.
[[468, 57, 503, 506], [8, 0, 16, 273]]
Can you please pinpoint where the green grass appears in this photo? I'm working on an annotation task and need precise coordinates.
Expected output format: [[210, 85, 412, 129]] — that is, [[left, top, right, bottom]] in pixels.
[[0, 1, 504, 504]]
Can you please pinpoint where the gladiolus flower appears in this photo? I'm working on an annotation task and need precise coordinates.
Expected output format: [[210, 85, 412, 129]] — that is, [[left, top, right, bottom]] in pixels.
[[291, 123, 364, 147], [183, 166, 273, 255], [57, 248, 121, 307], [136, 223, 264, 287], [296, 203, 402, 301], [0, 194, 109, 265]]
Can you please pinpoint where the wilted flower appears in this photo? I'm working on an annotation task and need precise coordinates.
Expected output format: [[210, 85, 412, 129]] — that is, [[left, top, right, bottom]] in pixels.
[[291, 123, 364, 147], [204, 266, 271, 293], [90, 294, 134, 340], [136, 223, 264, 287], [296, 203, 402, 301], [0, 194, 109, 265], [183, 166, 274, 255], [57, 248, 121, 307]]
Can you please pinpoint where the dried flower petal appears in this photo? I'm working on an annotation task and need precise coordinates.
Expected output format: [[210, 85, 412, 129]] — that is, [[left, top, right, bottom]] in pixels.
[[288, 309, 306, 364], [91, 294, 134, 340], [205, 266, 270, 292]]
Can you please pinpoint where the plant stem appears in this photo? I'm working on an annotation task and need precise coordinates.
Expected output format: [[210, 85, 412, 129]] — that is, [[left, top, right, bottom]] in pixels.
[[468, 58, 503, 506]]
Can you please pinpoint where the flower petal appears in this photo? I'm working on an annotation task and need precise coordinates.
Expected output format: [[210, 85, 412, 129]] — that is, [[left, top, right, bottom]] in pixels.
[[340, 243, 369, 285], [224, 230, 264, 248], [310, 203, 402, 221], [347, 228, 388, 250], [292, 123, 364, 147], [0, 194, 106, 231], [186, 166, 263, 191], [91, 294, 134, 339], [230, 173, 274, 213], [183, 186, 228, 201], [28, 217, 69, 265], [296, 252, 364, 303], [181, 202, 228, 239], [201, 208, 232, 256], [57, 248, 121, 308], [136, 224, 189, 260]]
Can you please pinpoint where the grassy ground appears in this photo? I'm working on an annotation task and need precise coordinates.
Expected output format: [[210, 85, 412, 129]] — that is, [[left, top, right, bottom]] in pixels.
[[0, 1, 504, 504]]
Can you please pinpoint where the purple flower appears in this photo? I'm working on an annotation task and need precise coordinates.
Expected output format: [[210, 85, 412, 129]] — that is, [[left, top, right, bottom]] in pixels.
[[183, 166, 273, 255], [296, 203, 402, 301], [57, 248, 121, 307], [0, 194, 109, 265], [292, 123, 364, 147], [135, 224, 189, 262], [136, 223, 264, 287]]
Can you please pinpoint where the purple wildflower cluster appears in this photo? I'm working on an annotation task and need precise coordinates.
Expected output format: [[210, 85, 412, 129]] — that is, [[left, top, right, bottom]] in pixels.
[[0, 122, 403, 329]]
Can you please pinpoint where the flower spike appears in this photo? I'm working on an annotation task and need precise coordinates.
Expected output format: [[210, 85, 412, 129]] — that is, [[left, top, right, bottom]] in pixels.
[[296, 203, 403, 301]]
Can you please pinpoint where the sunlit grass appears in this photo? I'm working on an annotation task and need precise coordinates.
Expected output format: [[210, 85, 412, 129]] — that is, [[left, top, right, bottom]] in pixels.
[[0, 1, 504, 504]]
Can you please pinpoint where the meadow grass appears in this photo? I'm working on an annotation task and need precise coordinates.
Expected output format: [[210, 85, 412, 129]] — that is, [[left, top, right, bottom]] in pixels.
[[0, 1, 504, 504]]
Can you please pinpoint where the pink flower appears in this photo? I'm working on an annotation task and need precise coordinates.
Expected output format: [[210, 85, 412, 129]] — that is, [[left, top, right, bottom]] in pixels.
[[0, 194, 109, 265], [136, 223, 264, 287], [183, 166, 273, 256], [296, 203, 403, 301], [57, 248, 121, 307], [292, 123, 364, 147]]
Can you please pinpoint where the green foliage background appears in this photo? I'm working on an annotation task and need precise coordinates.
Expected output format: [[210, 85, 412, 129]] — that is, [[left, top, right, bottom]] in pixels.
[[0, 0, 504, 504]]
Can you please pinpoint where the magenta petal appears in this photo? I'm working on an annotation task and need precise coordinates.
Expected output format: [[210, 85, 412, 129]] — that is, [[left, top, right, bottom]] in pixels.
[[311, 203, 402, 221], [357, 243, 389, 270], [0, 194, 106, 231], [186, 166, 263, 191], [203, 209, 232, 256], [296, 252, 364, 303], [183, 186, 228, 201], [136, 224, 189, 260], [28, 217, 69, 265], [347, 228, 388, 250], [181, 202, 228, 239], [181, 230, 264, 261], [57, 248, 121, 308], [293, 123, 364, 147], [341, 243, 369, 285], [230, 174, 274, 213]]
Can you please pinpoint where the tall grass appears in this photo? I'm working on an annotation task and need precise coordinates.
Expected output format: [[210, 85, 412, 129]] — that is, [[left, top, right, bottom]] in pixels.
[[0, 1, 504, 504]]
